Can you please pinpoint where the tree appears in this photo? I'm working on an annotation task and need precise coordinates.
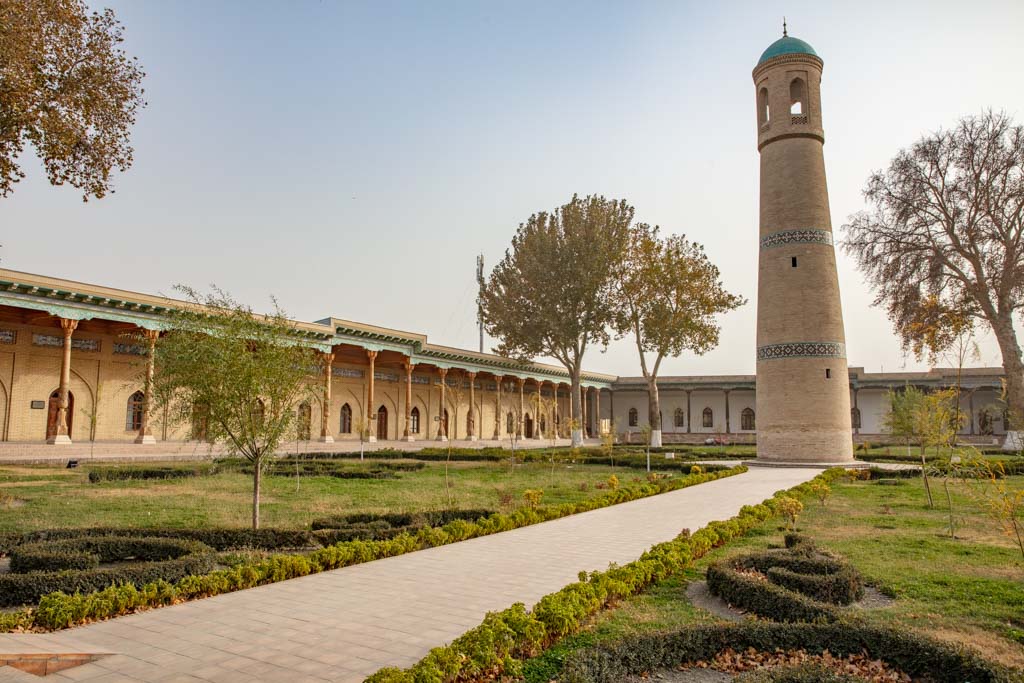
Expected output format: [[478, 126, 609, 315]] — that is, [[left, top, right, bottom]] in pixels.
[[151, 287, 320, 529], [1, 0, 146, 200], [843, 111, 1024, 450], [481, 194, 632, 447], [611, 225, 744, 447]]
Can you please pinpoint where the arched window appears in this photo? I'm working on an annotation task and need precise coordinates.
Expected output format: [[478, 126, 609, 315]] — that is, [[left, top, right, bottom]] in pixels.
[[758, 87, 770, 126], [126, 390, 145, 431], [443, 409, 450, 437], [674, 408, 685, 428], [506, 411, 514, 434], [790, 78, 806, 116], [628, 407, 638, 427], [410, 407, 420, 434], [340, 403, 352, 434], [741, 407, 755, 431], [297, 402, 311, 440], [540, 415, 546, 433], [702, 407, 713, 428], [851, 407, 861, 429]]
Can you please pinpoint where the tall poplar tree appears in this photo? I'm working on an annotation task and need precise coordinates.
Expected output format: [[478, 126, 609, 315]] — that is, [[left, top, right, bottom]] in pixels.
[[612, 225, 744, 446], [481, 194, 632, 447]]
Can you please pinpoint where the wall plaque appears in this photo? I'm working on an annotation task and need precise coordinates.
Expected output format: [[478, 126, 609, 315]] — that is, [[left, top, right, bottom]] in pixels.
[[30, 400, 45, 409]]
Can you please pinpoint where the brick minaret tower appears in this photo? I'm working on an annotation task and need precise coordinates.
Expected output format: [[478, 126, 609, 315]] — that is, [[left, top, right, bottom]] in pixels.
[[752, 28, 853, 463]]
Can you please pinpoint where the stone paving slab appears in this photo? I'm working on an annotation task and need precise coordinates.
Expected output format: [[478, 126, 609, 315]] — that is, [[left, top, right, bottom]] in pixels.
[[0, 467, 819, 682]]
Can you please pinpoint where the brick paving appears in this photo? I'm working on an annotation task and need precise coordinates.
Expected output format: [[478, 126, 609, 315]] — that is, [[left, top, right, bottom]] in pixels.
[[0, 467, 820, 683]]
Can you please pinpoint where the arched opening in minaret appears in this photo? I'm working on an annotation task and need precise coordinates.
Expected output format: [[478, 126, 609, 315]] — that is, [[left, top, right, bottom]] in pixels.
[[757, 87, 770, 126], [789, 78, 806, 115]]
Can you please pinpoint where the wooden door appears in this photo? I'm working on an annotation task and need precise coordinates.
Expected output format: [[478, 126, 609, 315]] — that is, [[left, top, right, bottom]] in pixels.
[[376, 406, 388, 440]]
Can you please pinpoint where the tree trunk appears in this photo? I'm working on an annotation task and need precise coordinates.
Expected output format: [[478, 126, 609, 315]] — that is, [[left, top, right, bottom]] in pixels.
[[991, 313, 1024, 450], [570, 371, 583, 447], [252, 462, 262, 530], [647, 377, 662, 448]]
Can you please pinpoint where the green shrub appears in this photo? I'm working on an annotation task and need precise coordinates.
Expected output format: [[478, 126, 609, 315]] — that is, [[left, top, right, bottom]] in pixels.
[[559, 622, 1013, 683], [1, 527, 318, 554], [87, 464, 219, 482], [0, 550, 213, 607]]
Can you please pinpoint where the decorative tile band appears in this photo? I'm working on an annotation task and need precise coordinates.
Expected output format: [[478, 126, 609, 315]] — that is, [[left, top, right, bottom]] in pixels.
[[757, 341, 846, 361], [32, 333, 100, 352], [332, 367, 364, 379], [0, 329, 15, 344], [113, 342, 147, 356], [759, 229, 833, 250]]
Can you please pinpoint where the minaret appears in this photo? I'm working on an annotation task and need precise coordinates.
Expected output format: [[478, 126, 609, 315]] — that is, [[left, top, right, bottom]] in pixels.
[[752, 29, 854, 463]]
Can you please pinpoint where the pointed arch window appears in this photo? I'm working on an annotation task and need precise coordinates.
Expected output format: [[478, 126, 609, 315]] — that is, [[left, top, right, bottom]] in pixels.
[[410, 406, 420, 434], [851, 407, 862, 429], [340, 403, 352, 434], [702, 407, 714, 428], [741, 407, 755, 431], [506, 411, 514, 434], [674, 408, 685, 428], [251, 399, 265, 426], [126, 390, 144, 431], [790, 77, 806, 115], [628, 407, 638, 427]]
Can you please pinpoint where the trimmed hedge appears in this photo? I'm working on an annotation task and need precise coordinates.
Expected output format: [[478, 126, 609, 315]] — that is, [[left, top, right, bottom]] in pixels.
[[88, 464, 221, 483], [364, 469, 850, 683], [0, 527, 319, 556], [0, 537, 213, 607], [559, 622, 1014, 683], [0, 466, 747, 630], [706, 538, 865, 618]]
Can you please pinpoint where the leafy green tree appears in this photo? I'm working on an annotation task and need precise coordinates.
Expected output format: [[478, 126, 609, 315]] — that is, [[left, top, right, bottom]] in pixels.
[[843, 112, 1024, 449], [1, 0, 146, 200], [151, 287, 320, 529], [611, 224, 744, 446], [481, 194, 632, 447]]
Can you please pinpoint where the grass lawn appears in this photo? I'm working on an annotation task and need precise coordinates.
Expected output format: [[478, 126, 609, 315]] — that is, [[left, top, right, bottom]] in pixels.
[[523, 473, 1024, 680], [0, 459, 672, 532]]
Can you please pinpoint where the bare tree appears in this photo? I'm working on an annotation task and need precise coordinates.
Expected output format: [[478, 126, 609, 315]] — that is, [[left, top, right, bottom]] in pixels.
[[843, 111, 1024, 449]]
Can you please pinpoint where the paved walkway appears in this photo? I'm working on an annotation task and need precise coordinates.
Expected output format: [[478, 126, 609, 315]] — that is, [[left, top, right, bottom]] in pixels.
[[0, 467, 820, 683]]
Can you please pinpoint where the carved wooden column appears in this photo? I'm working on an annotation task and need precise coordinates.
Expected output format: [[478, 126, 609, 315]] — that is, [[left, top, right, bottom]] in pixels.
[[48, 318, 78, 444], [467, 371, 477, 441], [517, 377, 525, 438], [724, 389, 731, 434], [493, 375, 503, 440], [437, 367, 448, 441], [686, 390, 692, 434], [319, 351, 335, 443], [403, 360, 415, 441], [135, 329, 160, 444], [535, 381, 543, 439], [554, 385, 560, 438], [581, 387, 589, 439], [366, 350, 378, 443]]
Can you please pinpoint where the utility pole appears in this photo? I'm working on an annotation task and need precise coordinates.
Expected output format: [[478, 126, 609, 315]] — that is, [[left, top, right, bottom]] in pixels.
[[476, 254, 485, 353]]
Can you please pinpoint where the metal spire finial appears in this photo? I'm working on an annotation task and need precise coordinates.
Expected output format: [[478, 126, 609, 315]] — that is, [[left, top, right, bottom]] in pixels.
[[783, 17, 788, 37]]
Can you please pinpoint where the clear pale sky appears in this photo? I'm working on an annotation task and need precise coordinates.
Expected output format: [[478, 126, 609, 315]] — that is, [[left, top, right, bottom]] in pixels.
[[3, 0, 1023, 377]]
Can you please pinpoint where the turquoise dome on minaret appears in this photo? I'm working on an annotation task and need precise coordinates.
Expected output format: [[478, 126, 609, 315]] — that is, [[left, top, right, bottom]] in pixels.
[[757, 35, 819, 65]]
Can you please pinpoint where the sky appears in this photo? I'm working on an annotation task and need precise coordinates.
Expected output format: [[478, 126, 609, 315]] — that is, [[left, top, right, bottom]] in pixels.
[[3, 0, 1024, 378]]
